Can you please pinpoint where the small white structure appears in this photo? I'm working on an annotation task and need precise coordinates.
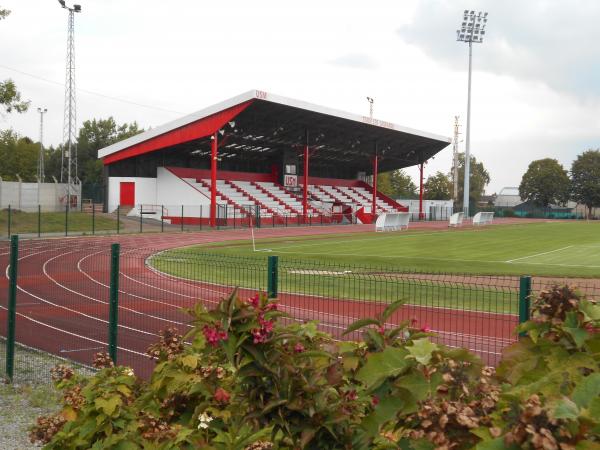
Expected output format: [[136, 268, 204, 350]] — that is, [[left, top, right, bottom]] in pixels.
[[472, 212, 494, 226], [449, 212, 464, 227], [494, 187, 522, 208], [375, 212, 410, 232]]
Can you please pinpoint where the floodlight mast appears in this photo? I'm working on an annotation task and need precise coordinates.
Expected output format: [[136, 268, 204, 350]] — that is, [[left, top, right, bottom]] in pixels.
[[37, 107, 48, 183], [58, 0, 82, 210], [456, 10, 488, 217]]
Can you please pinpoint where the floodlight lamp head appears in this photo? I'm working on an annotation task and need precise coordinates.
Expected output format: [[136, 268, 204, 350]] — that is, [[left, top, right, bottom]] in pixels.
[[228, 121, 235, 128], [58, 0, 66, 6], [74, 4, 81, 12], [366, 96, 373, 103]]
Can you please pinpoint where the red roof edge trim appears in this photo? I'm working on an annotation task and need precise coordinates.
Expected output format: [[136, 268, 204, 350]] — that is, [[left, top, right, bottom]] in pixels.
[[102, 100, 254, 165]]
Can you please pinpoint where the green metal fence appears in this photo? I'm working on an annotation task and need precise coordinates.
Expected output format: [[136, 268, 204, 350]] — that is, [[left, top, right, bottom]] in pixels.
[[3, 238, 599, 384]]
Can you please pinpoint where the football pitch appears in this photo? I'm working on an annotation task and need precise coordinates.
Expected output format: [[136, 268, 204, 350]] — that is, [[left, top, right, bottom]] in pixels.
[[182, 221, 600, 278], [147, 221, 600, 314]]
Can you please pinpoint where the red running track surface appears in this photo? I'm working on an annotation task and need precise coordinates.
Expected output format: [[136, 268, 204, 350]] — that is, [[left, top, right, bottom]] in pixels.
[[0, 219, 533, 378]]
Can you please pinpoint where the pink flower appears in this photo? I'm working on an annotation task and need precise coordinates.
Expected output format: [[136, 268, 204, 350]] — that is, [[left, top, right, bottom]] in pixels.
[[345, 390, 358, 401], [265, 302, 278, 311], [247, 294, 260, 308], [214, 388, 231, 404], [203, 324, 228, 347], [371, 395, 379, 406], [377, 326, 386, 335], [420, 324, 431, 333], [260, 319, 274, 334], [252, 328, 268, 344], [294, 342, 305, 353]]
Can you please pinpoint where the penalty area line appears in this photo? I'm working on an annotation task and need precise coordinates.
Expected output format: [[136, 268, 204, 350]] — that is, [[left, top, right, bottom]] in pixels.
[[506, 245, 573, 263]]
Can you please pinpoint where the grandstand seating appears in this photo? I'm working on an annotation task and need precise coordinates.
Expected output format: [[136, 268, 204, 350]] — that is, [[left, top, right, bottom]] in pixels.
[[163, 167, 408, 225]]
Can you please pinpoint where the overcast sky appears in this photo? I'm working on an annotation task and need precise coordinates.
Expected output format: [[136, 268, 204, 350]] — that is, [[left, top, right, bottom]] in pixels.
[[1, 0, 599, 193]]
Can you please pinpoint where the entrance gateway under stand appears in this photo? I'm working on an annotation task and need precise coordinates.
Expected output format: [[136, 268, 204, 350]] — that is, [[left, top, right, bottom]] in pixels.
[[98, 90, 451, 226]]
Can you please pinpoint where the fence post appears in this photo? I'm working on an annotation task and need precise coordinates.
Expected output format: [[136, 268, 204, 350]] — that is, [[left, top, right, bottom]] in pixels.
[[518, 275, 532, 337], [181, 205, 184, 231], [199, 205, 202, 231], [267, 255, 278, 299], [92, 204, 96, 235], [108, 243, 120, 364], [5, 235, 19, 382], [117, 205, 120, 234], [37, 205, 41, 238], [65, 204, 69, 236], [161, 205, 164, 232], [7, 204, 11, 237], [139, 205, 143, 233]]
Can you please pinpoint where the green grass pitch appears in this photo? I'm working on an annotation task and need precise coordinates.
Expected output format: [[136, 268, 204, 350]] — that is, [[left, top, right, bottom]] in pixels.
[[148, 222, 600, 313], [188, 221, 600, 278]]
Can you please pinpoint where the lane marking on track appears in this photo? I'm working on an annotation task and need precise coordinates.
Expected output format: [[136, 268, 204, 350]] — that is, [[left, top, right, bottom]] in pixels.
[[43, 249, 183, 328], [6, 248, 160, 338], [60, 346, 104, 354], [506, 245, 574, 263], [0, 304, 146, 357]]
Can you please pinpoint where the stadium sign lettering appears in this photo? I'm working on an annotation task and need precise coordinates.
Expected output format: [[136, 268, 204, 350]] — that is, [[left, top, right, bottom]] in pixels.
[[361, 116, 394, 129], [284, 174, 298, 187], [255, 90, 268, 100]]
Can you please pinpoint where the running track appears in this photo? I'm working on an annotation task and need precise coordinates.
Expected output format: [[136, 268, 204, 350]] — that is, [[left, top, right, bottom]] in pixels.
[[0, 220, 527, 378]]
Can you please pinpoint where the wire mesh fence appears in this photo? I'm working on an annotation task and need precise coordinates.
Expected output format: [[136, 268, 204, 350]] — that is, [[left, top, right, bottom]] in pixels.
[[2, 237, 598, 383], [0, 203, 365, 239]]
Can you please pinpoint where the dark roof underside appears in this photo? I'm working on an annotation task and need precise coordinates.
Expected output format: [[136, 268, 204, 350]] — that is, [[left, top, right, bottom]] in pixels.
[[149, 100, 449, 174]]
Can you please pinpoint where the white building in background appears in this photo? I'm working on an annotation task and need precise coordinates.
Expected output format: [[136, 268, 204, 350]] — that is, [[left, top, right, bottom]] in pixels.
[[0, 177, 80, 212], [494, 187, 522, 207]]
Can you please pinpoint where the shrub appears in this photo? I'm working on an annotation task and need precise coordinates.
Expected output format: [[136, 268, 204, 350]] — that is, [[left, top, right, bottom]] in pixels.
[[31, 287, 600, 449]]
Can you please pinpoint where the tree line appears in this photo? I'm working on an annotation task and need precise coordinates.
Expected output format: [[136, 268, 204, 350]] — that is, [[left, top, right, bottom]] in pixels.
[[519, 153, 600, 217], [377, 153, 490, 209], [0, 118, 142, 184]]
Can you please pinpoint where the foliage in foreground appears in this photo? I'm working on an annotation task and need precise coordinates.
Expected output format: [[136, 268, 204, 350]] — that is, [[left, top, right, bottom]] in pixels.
[[31, 286, 600, 449]]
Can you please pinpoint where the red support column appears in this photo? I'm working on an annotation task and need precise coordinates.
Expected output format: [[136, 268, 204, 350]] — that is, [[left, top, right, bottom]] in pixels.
[[210, 133, 218, 228], [419, 162, 424, 220], [372, 154, 378, 219], [303, 131, 309, 224]]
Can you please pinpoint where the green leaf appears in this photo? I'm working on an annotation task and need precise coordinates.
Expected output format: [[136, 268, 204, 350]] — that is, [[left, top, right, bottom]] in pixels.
[[579, 300, 600, 321], [406, 338, 438, 365], [572, 373, 600, 409], [361, 395, 408, 436], [94, 396, 121, 416], [380, 299, 407, 322], [550, 397, 580, 421], [180, 354, 198, 370], [475, 437, 520, 450], [395, 370, 436, 402], [356, 347, 410, 390], [343, 318, 381, 336], [342, 355, 360, 372]]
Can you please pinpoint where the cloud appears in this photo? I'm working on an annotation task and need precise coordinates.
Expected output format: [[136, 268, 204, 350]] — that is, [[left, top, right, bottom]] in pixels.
[[398, 0, 600, 99], [330, 53, 378, 69]]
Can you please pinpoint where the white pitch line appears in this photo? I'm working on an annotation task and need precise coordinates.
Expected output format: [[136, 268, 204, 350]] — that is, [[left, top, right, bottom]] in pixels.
[[506, 245, 574, 263]]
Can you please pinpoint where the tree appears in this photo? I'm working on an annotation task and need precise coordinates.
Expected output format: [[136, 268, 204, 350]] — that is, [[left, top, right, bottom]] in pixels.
[[0, 79, 29, 114], [0, 129, 39, 180], [0, 9, 29, 114], [377, 170, 418, 198], [570, 149, 600, 217], [424, 171, 452, 200], [519, 158, 570, 207], [76, 118, 142, 183], [456, 153, 490, 208]]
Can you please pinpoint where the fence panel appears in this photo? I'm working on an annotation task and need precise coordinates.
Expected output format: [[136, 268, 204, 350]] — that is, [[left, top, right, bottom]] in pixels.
[[5, 237, 599, 382]]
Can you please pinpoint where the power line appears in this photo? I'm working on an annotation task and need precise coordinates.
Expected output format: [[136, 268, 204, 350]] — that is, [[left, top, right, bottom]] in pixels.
[[0, 63, 185, 115]]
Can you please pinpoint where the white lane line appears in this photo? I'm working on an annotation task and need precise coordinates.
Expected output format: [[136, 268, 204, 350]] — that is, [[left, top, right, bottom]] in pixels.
[[0, 304, 146, 357], [6, 248, 159, 338], [60, 346, 104, 354], [506, 245, 574, 263]]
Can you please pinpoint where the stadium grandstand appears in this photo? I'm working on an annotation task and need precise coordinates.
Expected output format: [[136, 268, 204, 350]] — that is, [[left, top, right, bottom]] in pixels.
[[97, 90, 451, 227]]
